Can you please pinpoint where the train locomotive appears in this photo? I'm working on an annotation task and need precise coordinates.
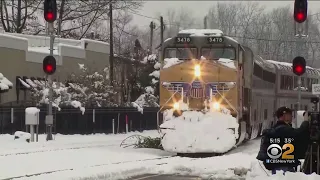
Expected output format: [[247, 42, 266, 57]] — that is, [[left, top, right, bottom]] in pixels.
[[158, 29, 320, 153]]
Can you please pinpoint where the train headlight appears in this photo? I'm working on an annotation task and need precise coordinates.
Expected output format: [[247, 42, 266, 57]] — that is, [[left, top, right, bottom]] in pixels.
[[213, 102, 220, 110], [173, 102, 179, 110], [194, 64, 201, 77]]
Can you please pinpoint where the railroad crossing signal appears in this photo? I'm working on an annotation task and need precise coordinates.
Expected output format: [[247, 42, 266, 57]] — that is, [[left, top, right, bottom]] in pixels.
[[43, 55, 56, 75], [44, 0, 57, 23], [294, 0, 308, 23], [292, 56, 306, 76]]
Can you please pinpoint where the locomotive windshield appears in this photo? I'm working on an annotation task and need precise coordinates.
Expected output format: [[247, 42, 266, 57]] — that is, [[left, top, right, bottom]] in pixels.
[[201, 47, 236, 60], [165, 48, 197, 60]]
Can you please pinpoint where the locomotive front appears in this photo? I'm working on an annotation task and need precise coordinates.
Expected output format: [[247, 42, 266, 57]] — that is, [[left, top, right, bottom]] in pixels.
[[159, 29, 242, 117], [159, 29, 245, 153]]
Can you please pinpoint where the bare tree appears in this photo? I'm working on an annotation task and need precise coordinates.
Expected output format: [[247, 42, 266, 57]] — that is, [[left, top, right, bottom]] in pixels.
[[57, 0, 143, 39], [0, 0, 42, 34]]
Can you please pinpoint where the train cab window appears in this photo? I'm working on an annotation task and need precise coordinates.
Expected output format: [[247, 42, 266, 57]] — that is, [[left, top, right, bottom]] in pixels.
[[201, 47, 236, 60], [165, 48, 197, 60]]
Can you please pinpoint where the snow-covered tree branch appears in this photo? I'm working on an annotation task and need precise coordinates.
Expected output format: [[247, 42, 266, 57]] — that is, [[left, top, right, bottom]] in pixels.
[[132, 54, 160, 113], [30, 64, 118, 114]]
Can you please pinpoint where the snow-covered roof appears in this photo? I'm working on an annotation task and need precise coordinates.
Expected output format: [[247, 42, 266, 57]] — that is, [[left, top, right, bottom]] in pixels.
[[0, 33, 110, 62], [16, 76, 64, 89], [0, 73, 13, 91], [254, 56, 276, 72], [267, 60, 320, 76], [178, 29, 223, 36]]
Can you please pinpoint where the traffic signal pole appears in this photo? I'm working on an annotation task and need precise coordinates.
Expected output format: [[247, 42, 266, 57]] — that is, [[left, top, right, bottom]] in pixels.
[[46, 22, 55, 141]]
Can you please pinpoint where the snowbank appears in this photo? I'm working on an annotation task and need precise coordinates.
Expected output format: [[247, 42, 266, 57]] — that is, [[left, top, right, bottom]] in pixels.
[[160, 110, 239, 153], [14, 131, 31, 142], [246, 159, 320, 179]]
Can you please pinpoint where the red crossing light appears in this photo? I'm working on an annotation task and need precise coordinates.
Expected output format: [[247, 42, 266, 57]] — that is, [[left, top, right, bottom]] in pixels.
[[45, 64, 53, 73], [44, 0, 57, 23], [296, 12, 305, 22], [294, 0, 308, 23], [45, 12, 54, 21], [43, 56, 56, 75], [294, 65, 303, 74], [292, 56, 306, 76]]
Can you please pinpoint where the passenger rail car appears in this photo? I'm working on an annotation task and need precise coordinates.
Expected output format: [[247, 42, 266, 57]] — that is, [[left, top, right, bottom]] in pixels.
[[159, 29, 320, 153]]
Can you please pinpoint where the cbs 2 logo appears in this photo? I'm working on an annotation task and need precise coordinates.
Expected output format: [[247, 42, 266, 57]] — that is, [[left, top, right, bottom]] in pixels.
[[267, 144, 294, 159]]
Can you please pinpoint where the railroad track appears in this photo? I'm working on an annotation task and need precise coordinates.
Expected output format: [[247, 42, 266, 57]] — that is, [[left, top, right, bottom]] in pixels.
[[0, 155, 177, 180]]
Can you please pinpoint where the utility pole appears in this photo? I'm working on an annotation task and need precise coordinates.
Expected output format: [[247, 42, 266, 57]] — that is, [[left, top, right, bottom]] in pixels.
[[160, 16, 164, 69], [204, 16, 207, 29], [109, 0, 114, 86], [149, 21, 155, 53]]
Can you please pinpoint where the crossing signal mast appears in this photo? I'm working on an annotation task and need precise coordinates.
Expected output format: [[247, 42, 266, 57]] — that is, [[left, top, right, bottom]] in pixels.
[[292, 0, 308, 113], [43, 0, 57, 141]]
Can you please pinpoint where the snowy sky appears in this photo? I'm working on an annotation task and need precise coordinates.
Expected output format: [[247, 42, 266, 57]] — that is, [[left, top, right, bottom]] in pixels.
[[131, 1, 320, 28]]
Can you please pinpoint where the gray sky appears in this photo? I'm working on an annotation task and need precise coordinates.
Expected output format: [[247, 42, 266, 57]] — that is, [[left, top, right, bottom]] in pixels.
[[131, 1, 320, 28]]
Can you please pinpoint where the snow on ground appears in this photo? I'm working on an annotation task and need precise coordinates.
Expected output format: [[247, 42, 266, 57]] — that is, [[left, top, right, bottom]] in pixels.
[[0, 130, 159, 157], [0, 130, 162, 180], [1, 129, 320, 180], [160, 108, 239, 153]]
